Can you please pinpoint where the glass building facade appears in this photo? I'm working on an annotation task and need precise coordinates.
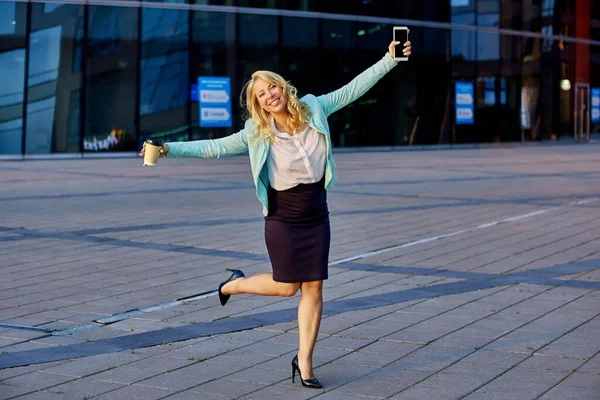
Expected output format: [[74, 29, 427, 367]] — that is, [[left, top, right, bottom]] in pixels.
[[0, 0, 598, 156]]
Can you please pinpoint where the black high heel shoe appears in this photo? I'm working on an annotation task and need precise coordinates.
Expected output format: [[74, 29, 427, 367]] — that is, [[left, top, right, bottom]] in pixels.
[[218, 269, 245, 306], [291, 355, 322, 389]]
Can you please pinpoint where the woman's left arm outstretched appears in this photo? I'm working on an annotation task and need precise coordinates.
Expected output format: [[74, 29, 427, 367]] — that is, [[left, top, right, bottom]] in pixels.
[[317, 40, 411, 117]]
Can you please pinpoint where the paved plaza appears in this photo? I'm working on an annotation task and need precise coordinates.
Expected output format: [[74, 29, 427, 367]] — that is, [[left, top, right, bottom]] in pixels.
[[0, 144, 599, 399]]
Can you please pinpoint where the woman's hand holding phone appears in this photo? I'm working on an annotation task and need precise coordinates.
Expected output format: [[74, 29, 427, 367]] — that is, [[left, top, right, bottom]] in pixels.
[[388, 40, 411, 62]]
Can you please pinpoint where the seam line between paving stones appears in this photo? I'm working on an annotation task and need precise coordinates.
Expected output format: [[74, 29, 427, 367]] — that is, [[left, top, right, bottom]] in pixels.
[[357, 207, 600, 276], [0, 253, 264, 312], [1, 252, 597, 354], [0, 201, 597, 370], [330, 202, 529, 259], [155, 284, 518, 399], [84, 283, 600, 400], [214, 211, 600, 334], [1, 201, 597, 346], [1, 330, 291, 400], [213, 272, 595, 400], [3, 170, 596, 203], [315, 275, 598, 400], [0, 171, 596, 394], [533, 347, 600, 400], [0, 207, 551, 314], [376, 214, 600, 278], [399, 286, 599, 400], [333, 189, 571, 208], [330, 198, 597, 267], [171, 277, 577, 399], [0, 196, 588, 288], [0, 276, 486, 399], [0, 280, 516, 398], [454, 309, 600, 400]]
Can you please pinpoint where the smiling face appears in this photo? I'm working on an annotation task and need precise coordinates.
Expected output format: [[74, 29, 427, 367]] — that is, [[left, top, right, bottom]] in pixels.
[[253, 79, 287, 115]]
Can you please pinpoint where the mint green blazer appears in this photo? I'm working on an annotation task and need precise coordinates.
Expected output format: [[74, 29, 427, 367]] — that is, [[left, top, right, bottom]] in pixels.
[[167, 53, 398, 216]]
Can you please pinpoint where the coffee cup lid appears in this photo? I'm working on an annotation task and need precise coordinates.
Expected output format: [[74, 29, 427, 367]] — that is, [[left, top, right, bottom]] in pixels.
[[145, 138, 163, 146]]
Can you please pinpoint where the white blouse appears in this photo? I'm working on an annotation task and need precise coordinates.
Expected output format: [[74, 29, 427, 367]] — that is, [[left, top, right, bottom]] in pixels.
[[267, 118, 327, 191]]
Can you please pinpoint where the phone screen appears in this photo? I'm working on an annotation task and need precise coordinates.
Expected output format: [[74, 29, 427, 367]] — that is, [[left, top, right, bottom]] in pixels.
[[394, 29, 408, 46], [393, 28, 408, 59]]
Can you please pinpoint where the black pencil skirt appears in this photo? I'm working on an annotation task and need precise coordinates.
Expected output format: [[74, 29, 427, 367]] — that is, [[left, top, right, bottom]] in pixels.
[[265, 179, 330, 283]]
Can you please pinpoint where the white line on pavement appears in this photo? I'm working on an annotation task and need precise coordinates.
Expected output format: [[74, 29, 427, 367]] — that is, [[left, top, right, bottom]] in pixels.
[[328, 197, 598, 267]]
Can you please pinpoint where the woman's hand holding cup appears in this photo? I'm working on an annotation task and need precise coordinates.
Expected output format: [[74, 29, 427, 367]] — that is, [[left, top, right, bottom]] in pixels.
[[139, 139, 167, 166]]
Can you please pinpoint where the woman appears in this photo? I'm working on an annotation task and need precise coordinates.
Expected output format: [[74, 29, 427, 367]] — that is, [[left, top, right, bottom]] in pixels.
[[140, 39, 411, 388]]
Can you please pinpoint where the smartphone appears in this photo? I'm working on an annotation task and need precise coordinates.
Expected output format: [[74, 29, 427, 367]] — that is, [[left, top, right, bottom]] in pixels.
[[393, 26, 409, 61]]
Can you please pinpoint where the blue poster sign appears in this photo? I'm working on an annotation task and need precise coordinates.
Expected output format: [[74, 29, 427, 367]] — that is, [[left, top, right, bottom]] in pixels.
[[198, 77, 232, 128], [592, 88, 600, 123], [455, 82, 474, 125]]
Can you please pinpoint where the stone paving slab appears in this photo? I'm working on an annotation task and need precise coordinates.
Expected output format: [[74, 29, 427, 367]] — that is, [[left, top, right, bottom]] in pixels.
[[1, 145, 600, 399]]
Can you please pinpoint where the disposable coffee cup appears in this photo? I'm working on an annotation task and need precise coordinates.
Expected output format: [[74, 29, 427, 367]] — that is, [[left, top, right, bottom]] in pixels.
[[143, 139, 163, 166]]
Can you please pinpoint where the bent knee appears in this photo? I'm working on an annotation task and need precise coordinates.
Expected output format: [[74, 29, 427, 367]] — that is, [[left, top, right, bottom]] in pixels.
[[300, 281, 323, 297], [301, 280, 323, 291], [280, 284, 300, 297]]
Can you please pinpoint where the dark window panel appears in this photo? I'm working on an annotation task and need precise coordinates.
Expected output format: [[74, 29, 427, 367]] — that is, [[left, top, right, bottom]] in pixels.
[[357, 22, 388, 51], [322, 19, 355, 50], [193, 0, 428, 19], [411, 26, 452, 145], [452, 1, 476, 64], [477, 0, 500, 61], [280, 16, 319, 102], [238, 13, 279, 100], [239, 14, 278, 46], [282, 16, 317, 49]]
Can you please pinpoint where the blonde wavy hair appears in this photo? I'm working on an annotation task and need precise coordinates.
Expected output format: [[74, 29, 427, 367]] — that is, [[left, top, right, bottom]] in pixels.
[[242, 71, 311, 143]]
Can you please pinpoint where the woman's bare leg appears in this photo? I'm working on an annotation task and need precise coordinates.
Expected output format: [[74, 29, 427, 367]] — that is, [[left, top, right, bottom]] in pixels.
[[297, 280, 323, 379], [221, 273, 300, 297]]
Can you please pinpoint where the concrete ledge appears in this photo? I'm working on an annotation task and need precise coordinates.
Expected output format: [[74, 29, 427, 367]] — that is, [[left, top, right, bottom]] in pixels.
[[1, 140, 596, 161], [83, 152, 139, 159]]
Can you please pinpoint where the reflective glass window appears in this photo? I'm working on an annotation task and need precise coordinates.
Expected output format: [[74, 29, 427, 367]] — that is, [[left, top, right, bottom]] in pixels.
[[140, 8, 189, 143], [281, 16, 319, 97], [43, 3, 64, 14], [85, 6, 138, 152], [0, 2, 17, 35], [238, 14, 279, 95], [191, 11, 236, 140], [477, 0, 500, 61], [26, 3, 83, 154], [0, 2, 26, 154], [451, 0, 476, 61]]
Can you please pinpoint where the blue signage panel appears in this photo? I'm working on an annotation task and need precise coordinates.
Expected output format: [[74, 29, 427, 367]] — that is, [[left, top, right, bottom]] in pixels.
[[198, 77, 232, 128], [455, 81, 474, 125], [190, 83, 198, 102], [592, 88, 600, 123]]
